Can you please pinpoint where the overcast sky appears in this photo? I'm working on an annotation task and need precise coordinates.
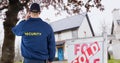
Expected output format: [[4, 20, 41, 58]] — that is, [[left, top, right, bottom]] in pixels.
[[0, 0, 120, 44], [40, 0, 120, 36], [88, 0, 120, 35]]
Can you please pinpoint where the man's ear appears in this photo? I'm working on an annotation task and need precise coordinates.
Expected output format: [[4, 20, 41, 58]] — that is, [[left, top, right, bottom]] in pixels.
[[39, 11, 41, 14]]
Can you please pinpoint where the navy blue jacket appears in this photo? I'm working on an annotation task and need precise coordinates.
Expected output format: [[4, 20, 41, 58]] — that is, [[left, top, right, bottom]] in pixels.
[[12, 18, 56, 62]]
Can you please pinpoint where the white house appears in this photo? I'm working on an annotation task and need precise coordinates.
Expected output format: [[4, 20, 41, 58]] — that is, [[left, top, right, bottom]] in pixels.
[[111, 9, 120, 59], [50, 13, 95, 60]]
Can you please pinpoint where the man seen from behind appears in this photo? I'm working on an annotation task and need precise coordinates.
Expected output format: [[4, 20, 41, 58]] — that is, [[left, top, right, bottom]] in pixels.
[[12, 3, 56, 63]]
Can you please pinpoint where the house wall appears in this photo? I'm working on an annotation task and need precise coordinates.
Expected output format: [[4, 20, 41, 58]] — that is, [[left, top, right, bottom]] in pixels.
[[78, 17, 93, 38], [64, 42, 68, 59], [112, 9, 120, 41], [112, 9, 120, 21], [61, 31, 72, 40], [111, 40, 120, 59], [55, 30, 72, 41], [112, 9, 120, 59], [112, 9, 120, 35], [55, 34, 59, 41]]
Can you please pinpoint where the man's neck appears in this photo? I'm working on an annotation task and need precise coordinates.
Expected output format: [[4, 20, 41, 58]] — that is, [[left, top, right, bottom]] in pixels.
[[30, 13, 40, 18], [31, 16, 39, 18]]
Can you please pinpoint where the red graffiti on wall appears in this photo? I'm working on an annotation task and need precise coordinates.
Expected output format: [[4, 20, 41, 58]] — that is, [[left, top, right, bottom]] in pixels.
[[72, 42, 100, 63]]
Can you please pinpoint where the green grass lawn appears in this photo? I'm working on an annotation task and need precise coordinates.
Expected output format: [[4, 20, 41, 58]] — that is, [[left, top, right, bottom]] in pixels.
[[108, 59, 120, 63], [108, 55, 120, 63]]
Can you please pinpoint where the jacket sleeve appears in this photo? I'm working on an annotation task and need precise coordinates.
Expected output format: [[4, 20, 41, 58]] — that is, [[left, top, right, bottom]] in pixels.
[[47, 27, 56, 62], [12, 20, 25, 36]]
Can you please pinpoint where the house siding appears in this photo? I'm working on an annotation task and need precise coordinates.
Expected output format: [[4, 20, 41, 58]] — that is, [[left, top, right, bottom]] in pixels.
[[55, 30, 72, 41], [61, 31, 72, 40], [112, 9, 120, 59], [78, 17, 93, 38]]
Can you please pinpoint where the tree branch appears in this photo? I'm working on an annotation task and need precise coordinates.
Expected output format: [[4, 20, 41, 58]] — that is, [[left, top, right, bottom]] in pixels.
[[0, 5, 8, 10], [21, 0, 30, 6], [0, 0, 8, 10], [9, 0, 19, 5]]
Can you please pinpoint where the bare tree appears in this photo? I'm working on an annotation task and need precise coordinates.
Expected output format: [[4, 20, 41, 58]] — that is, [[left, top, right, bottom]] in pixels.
[[0, 0, 30, 63], [0, 0, 103, 63]]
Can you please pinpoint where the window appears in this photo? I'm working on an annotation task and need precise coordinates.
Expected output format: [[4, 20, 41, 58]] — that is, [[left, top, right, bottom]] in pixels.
[[72, 29, 78, 39], [58, 32, 61, 40]]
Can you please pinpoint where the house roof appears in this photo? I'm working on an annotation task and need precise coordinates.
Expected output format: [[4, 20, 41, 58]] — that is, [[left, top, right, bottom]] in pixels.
[[50, 13, 87, 32], [56, 40, 65, 46]]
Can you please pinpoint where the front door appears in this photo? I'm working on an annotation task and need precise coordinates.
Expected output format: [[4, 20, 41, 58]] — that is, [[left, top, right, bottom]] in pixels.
[[58, 47, 64, 61]]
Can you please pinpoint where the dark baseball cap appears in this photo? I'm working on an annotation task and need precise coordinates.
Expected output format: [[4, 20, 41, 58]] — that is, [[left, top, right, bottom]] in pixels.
[[30, 3, 40, 13]]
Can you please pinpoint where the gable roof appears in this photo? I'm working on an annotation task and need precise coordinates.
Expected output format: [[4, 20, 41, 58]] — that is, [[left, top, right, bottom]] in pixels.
[[50, 13, 87, 32]]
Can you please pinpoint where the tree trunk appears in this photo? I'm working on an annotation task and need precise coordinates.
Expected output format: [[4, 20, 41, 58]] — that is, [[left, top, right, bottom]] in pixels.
[[0, 0, 29, 62], [0, 21, 16, 63], [0, 1, 22, 63]]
